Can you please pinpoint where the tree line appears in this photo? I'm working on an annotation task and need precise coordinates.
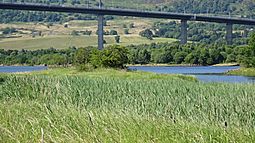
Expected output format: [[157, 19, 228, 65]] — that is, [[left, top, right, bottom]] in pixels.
[[1, 32, 255, 68]]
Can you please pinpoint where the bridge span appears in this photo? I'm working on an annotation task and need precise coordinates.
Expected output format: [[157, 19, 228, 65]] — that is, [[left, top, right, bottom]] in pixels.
[[0, 2, 255, 49]]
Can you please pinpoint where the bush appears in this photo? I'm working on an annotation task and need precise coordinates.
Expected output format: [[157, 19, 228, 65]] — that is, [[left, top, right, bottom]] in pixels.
[[110, 30, 118, 35], [139, 29, 153, 40], [124, 29, 129, 34], [102, 45, 128, 68], [91, 45, 129, 68], [115, 35, 120, 43], [74, 47, 94, 65]]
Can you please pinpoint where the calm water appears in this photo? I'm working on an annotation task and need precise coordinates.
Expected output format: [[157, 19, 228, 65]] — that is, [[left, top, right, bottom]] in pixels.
[[1, 66, 255, 83], [0, 66, 47, 73], [129, 66, 255, 83]]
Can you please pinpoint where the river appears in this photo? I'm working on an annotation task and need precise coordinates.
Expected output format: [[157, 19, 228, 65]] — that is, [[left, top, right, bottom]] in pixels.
[[0, 66, 255, 83], [129, 66, 255, 83], [0, 66, 47, 73]]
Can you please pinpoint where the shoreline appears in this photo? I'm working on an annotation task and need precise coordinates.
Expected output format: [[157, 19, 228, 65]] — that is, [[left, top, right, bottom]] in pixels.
[[128, 63, 240, 67]]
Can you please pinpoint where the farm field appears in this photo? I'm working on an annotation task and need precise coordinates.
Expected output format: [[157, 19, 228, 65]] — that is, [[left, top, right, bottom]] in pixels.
[[1, 68, 255, 142], [0, 35, 175, 50], [0, 18, 177, 50]]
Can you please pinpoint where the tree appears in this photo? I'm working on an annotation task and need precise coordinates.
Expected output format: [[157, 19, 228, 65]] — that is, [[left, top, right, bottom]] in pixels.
[[115, 35, 120, 43], [110, 30, 118, 35], [124, 29, 129, 34], [174, 52, 188, 64], [101, 45, 129, 68], [74, 47, 94, 65], [139, 29, 153, 40], [249, 32, 255, 49], [226, 54, 236, 63], [137, 49, 151, 64]]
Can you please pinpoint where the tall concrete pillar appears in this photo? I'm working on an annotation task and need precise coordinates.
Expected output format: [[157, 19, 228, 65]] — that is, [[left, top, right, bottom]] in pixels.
[[98, 15, 104, 50], [226, 23, 233, 45], [180, 20, 188, 44]]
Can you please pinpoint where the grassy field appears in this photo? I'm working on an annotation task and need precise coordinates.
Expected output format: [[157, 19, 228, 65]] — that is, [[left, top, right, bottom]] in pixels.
[[0, 35, 176, 50], [1, 68, 255, 142], [0, 19, 176, 50], [227, 68, 255, 77]]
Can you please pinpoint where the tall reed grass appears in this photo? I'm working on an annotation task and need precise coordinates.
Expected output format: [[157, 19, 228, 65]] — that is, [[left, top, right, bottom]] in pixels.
[[1, 74, 255, 142]]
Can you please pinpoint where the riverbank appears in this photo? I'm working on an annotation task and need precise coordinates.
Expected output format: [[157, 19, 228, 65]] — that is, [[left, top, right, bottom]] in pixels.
[[212, 63, 239, 67], [128, 63, 239, 67], [227, 68, 255, 77], [1, 67, 255, 142]]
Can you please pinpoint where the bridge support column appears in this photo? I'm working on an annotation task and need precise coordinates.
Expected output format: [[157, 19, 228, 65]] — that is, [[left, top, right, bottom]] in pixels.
[[226, 23, 233, 45], [98, 15, 104, 50], [180, 20, 187, 44]]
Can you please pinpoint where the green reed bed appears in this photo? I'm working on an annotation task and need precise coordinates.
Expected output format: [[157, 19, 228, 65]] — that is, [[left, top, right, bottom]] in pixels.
[[1, 74, 255, 142]]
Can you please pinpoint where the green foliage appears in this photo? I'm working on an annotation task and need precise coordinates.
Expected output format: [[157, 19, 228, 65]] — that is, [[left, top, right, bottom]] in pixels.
[[228, 67, 255, 77], [101, 45, 129, 68], [129, 49, 151, 64], [239, 32, 255, 68], [90, 45, 129, 68], [153, 21, 253, 45], [74, 47, 94, 65], [1, 72, 255, 142], [174, 51, 188, 64], [139, 29, 153, 40], [90, 48, 104, 68], [0, 41, 253, 67], [39, 54, 67, 66], [77, 63, 94, 72], [249, 32, 255, 49]]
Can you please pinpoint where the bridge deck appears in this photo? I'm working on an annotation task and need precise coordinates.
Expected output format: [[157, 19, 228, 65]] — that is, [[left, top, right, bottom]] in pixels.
[[0, 2, 255, 25]]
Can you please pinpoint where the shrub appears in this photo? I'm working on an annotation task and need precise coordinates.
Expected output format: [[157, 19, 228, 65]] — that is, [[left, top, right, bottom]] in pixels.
[[109, 30, 118, 35], [101, 45, 129, 68], [74, 47, 94, 65], [139, 29, 153, 40], [91, 45, 128, 68], [124, 29, 129, 34], [115, 35, 120, 43]]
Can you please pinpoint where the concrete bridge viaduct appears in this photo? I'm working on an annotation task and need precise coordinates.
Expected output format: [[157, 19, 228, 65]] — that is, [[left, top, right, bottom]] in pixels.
[[0, 2, 255, 50]]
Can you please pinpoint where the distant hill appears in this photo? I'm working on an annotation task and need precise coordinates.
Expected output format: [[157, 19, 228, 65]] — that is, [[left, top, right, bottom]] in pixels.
[[0, 0, 255, 23]]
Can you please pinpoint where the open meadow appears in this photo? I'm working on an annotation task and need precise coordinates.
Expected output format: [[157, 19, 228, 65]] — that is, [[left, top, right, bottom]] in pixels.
[[0, 19, 176, 50], [1, 68, 255, 142]]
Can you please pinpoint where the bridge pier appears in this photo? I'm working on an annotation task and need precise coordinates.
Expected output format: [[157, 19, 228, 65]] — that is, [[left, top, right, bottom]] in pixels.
[[98, 15, 104, 50], [226, 23, 233, 45], [180, 20, 188, 44]]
